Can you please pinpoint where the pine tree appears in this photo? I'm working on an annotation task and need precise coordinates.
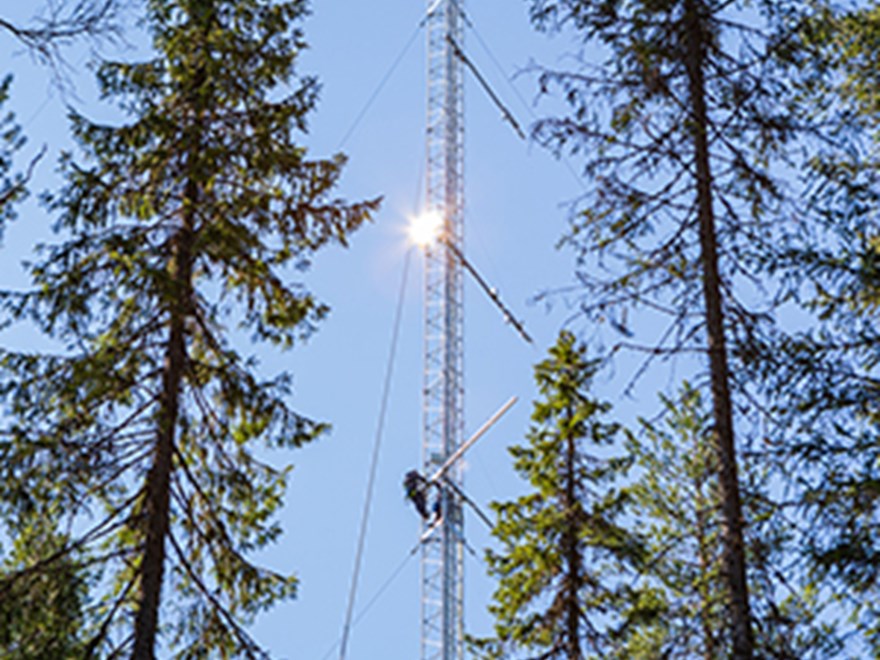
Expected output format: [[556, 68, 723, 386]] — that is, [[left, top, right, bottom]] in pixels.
[[472, 331, 645, 659], [0, 0, 377, 656], [526, 1, 812, 654]]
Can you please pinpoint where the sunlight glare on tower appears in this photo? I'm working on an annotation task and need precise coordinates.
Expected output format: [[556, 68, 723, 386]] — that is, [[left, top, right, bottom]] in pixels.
[[409, 209, 443, 247]]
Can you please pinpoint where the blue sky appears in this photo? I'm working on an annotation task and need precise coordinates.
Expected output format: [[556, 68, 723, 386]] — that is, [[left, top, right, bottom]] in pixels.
[[0, 1, 666, 657], [268, 3, 580, 656]]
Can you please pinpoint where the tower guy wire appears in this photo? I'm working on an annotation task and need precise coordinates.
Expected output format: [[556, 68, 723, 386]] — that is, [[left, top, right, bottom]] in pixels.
[[462, 13, 590, 195], [337, 249, 413, 660], [323, 542, 420, 660], [335, 24, 422, 151], [336, 0, 485, 153]]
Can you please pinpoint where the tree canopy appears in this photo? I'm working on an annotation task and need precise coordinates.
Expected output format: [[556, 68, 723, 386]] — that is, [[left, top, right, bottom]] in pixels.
[[472, 331, 644, 659], [0, 0, 377, 656]]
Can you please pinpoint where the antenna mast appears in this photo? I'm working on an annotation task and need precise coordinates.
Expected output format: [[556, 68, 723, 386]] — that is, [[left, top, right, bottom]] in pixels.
[[421, 0, 465, 658]]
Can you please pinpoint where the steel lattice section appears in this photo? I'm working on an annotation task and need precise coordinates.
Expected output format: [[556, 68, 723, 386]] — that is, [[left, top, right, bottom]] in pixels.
[[421, 0, 465, 659]]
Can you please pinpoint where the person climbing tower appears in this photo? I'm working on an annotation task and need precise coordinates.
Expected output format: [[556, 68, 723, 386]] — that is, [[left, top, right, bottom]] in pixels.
[[403, 469, 431, 519]]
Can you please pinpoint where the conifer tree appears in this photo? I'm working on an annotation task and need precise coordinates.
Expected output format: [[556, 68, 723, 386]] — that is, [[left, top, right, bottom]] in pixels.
[[0, 1, 122, 68], [0, 0, 377, 656], [747, 4, 880, 651], [0, 8, 123, 652], [0, 76, 28, 232], [616, 384, 724, 659], [0, 519, 88, 658], [526, 1, 810, 654], [618, 384, 842, 658], [472, 331, 644, 659], [476, 351, 840, 658]]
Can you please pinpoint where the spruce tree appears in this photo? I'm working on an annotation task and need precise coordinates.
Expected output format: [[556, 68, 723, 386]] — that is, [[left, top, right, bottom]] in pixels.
[[0, 76, 27, 233], [747, 4, 880, 651], [526, 1, 810, 654], [475, 353, 840, 658], [0, 519, 88, 658], [0, 0, 377, 656], [472, 331, 644, 659], [618, 384, 842, 658], [616, 384, 724, 659]]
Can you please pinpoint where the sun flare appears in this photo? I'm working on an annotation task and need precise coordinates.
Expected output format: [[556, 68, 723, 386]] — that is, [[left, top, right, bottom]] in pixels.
[[408, 210, 443, 247]]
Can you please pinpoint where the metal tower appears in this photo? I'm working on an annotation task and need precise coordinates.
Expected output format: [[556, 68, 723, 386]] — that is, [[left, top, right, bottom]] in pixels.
[[421, 0, 465, 658]]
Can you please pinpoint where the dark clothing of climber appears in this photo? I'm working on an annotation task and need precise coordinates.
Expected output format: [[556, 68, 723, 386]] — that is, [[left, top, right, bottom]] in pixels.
[[404, 470, 430, 519]]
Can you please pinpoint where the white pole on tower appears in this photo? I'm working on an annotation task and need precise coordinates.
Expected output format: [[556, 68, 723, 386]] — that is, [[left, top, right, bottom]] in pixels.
[[420, 0, 465, 658]]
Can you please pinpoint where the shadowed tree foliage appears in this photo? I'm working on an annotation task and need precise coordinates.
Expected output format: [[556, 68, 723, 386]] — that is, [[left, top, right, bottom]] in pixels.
[[0, 6, 120, 651], [0, 76, 30, 235], [615, 384, 725, 659], [0, 518, 89, 659], [617, 384, 842, 659], [0, 0, 378, 657], [471, 331, 645, 659], [526, 0, 816, 654], [745, 3, 880, 652]]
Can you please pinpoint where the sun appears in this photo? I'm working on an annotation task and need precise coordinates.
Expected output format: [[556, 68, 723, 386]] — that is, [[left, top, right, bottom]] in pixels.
[[408, 210, 444, 247]]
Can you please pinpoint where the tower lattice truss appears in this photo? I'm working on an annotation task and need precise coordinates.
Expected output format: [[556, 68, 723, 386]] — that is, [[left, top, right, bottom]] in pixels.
[[421, 0, 465, 659]]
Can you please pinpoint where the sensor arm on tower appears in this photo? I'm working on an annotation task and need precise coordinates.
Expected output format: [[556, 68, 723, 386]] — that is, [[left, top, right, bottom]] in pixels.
[[427, 396, 518, 484], [446, 34, 526, 141], [440, 236, 533, 345]]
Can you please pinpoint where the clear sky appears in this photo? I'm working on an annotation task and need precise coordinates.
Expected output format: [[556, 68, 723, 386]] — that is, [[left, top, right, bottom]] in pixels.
[[0, 1, 659, 658], [264, 3, 582, 656]]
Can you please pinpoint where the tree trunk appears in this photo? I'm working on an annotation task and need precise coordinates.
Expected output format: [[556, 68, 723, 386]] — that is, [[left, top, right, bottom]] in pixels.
[[132, 9, 209, 653], [131, 207, 194, 659], [563, 409, 582, 660], [694, 463, 715, 659], [682, 1, 754, 657]]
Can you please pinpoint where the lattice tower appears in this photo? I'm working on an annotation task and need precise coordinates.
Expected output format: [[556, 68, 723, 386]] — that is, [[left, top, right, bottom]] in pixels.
[[420, 0, 465, 658]]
